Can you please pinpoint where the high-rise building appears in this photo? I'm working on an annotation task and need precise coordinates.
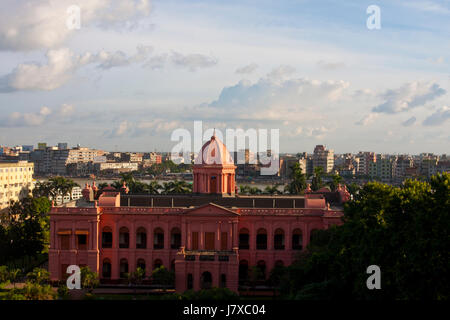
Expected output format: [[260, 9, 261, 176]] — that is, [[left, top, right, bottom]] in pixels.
[[313, 145, 334, 173], [0, 161, 34, 211]]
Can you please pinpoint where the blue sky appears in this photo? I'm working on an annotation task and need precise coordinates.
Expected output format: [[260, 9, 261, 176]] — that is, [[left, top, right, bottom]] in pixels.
[[0, 0, 449, 154]]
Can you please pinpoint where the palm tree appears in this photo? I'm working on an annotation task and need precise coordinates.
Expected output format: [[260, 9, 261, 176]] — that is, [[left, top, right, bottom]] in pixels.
[[146, 181, 161, 194], [264, 185, 281, 195]]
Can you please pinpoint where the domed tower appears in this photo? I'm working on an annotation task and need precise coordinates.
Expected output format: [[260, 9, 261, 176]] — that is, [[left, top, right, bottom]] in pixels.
[[193, 133, 236, 196]]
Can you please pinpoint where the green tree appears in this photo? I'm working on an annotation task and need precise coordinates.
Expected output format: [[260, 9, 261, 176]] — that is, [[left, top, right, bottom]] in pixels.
[[311, 167, 324, 191], [151, 266, 174, 292], [80, 266, 99, 293], [280, 173, 450, 300], [26, 268, 50, 285], [285, 163, 307, 194], [328, 174, 343, 192]]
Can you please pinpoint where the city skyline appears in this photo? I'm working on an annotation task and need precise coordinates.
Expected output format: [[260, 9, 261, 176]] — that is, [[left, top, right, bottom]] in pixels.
[[0, 0, 449, 154]]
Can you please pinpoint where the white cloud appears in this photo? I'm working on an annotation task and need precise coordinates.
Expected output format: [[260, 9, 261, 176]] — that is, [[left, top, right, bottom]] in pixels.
[[235, 63, 258, 74], [423, 106, 450, 126], [0, 46, 209, 92], [0, 105, 74, 127], [170, 52, 218, 71], [372, 81, 446, 114], [355, 113, 379, 126], [0, 0, 152, 51]]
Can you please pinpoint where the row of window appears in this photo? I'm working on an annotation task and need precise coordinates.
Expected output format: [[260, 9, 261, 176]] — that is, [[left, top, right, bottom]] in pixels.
[[102, 227, 182, 250], [101, 258, 168, 279], [59, 227, 320, 251]]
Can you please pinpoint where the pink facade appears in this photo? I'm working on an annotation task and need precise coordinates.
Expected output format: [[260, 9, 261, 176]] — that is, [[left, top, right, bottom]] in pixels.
[[49, 135, 345, 293]]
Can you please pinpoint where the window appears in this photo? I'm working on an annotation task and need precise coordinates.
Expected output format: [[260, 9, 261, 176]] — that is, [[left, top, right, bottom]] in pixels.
[[77, 234, 88, 250], [153, 259, 163, 270], [136, 227, 147, 249], [221, 232, 228, 250], [292, 229, 303, 250], [310, 229, 320, 244], [205, 232, 215, 250], [256, 229, 267, 250], [220, 274, 227, 288], [154, 228, 164, 249], [119, 259, 128, 278], [274, 228, 285, 250], [187, 274, 193, 290], [239, 260, 249, 283], [239, 228, 249, 249], [137, 259, 146, 276], [192, 232, 199, 250], [102, 259, 111, 278], [170, 228, 181, 249], [256, 260, 266, 280], [102, 227, 113, 248], [119, 227, 129, 248], [60, 235, 70, 250]]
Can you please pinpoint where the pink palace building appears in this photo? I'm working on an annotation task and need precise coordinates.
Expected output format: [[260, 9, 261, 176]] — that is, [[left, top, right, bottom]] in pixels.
[[49, 134, 349, 293]]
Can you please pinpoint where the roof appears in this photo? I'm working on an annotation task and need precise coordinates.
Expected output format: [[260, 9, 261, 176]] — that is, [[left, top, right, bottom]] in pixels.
[[194, 134, 234, 166]]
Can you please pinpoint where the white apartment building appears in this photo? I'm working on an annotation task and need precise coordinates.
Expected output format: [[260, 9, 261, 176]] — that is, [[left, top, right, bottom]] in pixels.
[[0, 161, 34, 210]]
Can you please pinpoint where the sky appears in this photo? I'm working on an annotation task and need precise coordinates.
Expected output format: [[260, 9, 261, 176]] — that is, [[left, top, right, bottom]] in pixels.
[[0, 0, 449, 154]]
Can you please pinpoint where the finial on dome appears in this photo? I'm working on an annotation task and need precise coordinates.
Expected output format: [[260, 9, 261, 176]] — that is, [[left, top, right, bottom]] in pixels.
[[211, 128, 216, 140]]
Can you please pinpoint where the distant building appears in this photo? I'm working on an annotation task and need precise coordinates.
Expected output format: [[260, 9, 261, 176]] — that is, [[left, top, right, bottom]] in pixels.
[[313, 145, 334, 174], [355, 152, 375, 176], [0, 161, 34, 211], [369, 155, 394, 182]]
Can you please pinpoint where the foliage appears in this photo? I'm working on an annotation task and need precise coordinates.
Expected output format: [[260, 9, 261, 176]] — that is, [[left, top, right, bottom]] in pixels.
[[284, 162, 307, 194], [0, 196, 51, 265], [33, 177, 79, 203], [57, 284, 70, 300], [151, 266, 175, 290], [328, 174, 343, 192], [239, 185, 262, 195], [26, 267, 50, 285], [311, 167, 324, 191], [277, 173, 450, 300], [80, 266, 100, 293]]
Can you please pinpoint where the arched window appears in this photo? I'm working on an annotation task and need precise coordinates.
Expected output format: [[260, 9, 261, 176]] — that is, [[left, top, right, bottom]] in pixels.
[[187, 274, 193, 290], [274, 228, 285, 250], [256, 260, 266, 280], [102, 259, 111, 278], [119, 258, 128, 278], [119, 227, 129, 248], [239, 228, 250, 249], [292, 229, 303, 250], [201, 271, 212, 289], [220, 274, 227, 288], [310, 229, 320, 244], [256, 228, 267, 250], [153, 259, 163, 270], [170, 227, 181, 249], [102, 226, 112, 248], [239, 260, 249, 284], [136, 227, 147, 249], [154, 228, 164, 249], [137, 259, 146, 276]]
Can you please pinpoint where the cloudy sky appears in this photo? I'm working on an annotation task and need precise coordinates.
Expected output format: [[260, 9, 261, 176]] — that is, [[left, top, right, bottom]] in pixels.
[[0, 0, 449, 154]]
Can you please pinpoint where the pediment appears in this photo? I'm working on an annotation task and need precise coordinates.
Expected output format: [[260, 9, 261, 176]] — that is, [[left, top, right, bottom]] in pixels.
[[183, 203, 239, 216]]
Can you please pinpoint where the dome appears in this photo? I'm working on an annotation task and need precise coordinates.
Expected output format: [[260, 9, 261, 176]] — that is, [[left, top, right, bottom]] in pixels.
[[194, 134, 234, 166]]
